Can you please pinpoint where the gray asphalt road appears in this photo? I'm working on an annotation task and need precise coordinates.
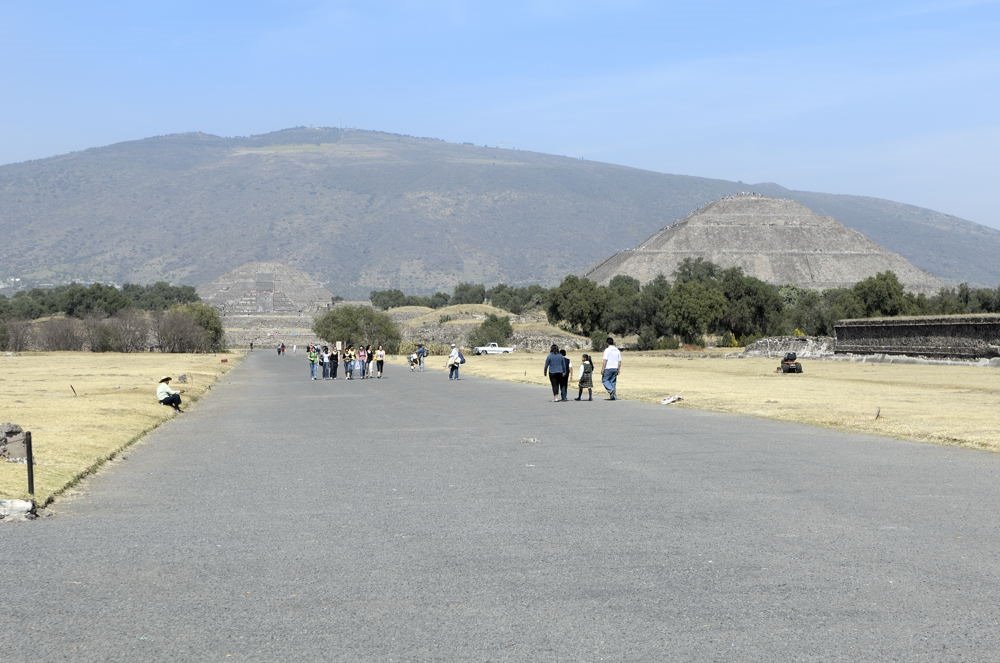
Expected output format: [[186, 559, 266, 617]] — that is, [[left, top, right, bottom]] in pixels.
[[3, 351, 1000, 661]]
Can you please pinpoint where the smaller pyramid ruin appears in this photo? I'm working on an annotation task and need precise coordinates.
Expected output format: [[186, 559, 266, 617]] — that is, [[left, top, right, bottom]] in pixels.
[[198, 262, 334, 315], [585, 194, 946, 293]]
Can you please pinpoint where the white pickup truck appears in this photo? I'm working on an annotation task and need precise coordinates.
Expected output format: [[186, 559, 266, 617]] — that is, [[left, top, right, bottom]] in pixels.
[[473, 342, 515, 355]]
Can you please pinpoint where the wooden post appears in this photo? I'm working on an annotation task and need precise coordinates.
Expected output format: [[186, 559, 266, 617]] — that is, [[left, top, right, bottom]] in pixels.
[[25, 431, 35, 495]]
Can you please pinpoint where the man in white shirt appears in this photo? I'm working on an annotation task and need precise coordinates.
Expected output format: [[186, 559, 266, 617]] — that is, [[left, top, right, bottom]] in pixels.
[[601, 337, 622, 400]]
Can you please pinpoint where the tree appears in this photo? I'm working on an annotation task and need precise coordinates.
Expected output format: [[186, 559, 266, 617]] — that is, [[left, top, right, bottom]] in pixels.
[[313, 305, 402, 353], [84, 309, 151, 352], [84, 317, 117, 352], [112, 309, 151, 352], [370, 289, 409, 310], [719, 268, 783, 340], [467, 314, 513, 348], [450, 282, 486, 305], [602, 275, 642, 336], [673, 257, 721, 284], [659, 280, 726, 342], [176, 302, 225, 351], [546, 275, 608, 335], [154, 303, 224, 352], [782, 287, 827, 335], [638, 275, 672, 336], [822, 288, 865, 330], [3, 320, 32, 351], [428, 292, 451, 308], [156, 309, 210, 352], [37, 317, 85, 350], [852, 271, 909, 317], [487, 284, 548, 314], [122, 282, 200, 310]]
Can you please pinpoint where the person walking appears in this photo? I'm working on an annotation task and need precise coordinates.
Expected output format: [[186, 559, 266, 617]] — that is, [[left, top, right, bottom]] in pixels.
[[356, 345, 369, 379], [559, 349, 571, 401], [543, 344, 565, 402], [344, 345, 355, 380], [375, 344, 386, 378], [574, 353, 594, 401], [448, 344, 461, 380], [416, 343, 428, 372], [601, 337, 622, 400], [307, 345, 319, 380], [320, 346, 331, 379], [329, 345, 340, 379]]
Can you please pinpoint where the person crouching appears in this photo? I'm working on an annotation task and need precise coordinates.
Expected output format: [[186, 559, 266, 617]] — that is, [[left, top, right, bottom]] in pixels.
[[157, 376, 184, 412]]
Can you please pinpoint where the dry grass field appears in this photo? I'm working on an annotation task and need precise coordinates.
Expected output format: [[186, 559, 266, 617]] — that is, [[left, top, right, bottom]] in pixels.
[[455, 351, 1000, 451], [5, 349, 997, 507], [1, 352, 237, 504]]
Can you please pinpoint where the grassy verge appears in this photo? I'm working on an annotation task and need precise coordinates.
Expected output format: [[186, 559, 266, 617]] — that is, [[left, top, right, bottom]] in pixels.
[[0, 352, 238, 503], [453, 351, 1000, 451]]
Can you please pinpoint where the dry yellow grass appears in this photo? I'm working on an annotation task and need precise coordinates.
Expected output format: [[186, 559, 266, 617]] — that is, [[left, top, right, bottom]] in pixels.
[[401, 303, 507, 328], [0, 352, 238, 503], [459, 352, 1000, 451]]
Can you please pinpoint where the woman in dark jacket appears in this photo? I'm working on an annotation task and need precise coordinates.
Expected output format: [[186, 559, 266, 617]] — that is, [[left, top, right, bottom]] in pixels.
[[543, 344, 565, 402]]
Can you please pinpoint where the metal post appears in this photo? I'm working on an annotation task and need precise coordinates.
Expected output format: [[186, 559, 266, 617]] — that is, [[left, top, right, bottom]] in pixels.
[[25, 431, 34, 495]]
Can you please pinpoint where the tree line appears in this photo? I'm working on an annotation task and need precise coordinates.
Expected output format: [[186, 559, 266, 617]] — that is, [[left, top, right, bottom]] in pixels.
[[372, 259, 1000, 349], [0, 282, 224, 353]]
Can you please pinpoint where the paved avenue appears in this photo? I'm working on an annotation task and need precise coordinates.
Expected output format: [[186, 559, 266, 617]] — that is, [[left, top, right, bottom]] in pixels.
[[3, 352, 1000, 661]]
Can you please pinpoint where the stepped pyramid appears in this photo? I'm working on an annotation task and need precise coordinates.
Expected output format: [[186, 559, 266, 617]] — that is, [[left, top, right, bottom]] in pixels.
[[585, 194, 946, 292], [197, 262, 334, 315]]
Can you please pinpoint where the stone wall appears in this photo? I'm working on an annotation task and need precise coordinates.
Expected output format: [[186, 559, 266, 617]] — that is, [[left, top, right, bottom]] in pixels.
[[742, 336, 835, 358], [834, 314, 1000, 358]]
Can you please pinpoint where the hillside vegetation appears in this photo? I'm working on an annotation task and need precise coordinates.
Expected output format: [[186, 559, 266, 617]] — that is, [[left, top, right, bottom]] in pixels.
[[2, 127, 1000, 296]]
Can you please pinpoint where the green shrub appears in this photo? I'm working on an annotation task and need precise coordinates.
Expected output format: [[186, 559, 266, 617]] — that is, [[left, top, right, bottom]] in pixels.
[[637, 325, 658, 350], [467, 314, 513, 348], [658, 335, 680, 350]]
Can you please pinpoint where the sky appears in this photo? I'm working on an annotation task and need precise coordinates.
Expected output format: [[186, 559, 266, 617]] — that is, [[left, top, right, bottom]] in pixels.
[[3, 0, 999, 228]]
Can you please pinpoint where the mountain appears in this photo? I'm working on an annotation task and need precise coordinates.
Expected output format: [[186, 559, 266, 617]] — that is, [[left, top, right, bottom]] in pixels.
[[585, 194, 946, 293], [1, 127, 998, 297]]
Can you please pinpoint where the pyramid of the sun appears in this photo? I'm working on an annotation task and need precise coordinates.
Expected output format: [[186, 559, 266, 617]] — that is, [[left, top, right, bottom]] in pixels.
[[585, 194, 946, 292]]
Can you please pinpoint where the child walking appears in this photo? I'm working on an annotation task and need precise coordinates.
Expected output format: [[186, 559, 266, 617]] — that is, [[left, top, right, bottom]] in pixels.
[[574, 353, 594, 401]]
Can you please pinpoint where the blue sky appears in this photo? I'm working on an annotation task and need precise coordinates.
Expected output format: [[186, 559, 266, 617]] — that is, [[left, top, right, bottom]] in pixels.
[[3, 0, 999, 228]]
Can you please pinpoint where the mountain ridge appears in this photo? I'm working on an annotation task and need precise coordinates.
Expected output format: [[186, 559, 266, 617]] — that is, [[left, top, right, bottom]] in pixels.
[[2, 127, 998, 296]]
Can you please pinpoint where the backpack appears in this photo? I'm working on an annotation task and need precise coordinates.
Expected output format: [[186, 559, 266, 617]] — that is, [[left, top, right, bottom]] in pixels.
[[458, 351, 466, 364]]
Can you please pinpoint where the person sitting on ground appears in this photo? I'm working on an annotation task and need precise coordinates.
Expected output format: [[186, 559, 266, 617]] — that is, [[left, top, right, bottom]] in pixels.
[[157, 376, 183, 412]]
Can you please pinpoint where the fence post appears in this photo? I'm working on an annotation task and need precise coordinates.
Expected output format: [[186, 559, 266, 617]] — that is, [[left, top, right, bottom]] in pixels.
[[25, 431, 34, 496]]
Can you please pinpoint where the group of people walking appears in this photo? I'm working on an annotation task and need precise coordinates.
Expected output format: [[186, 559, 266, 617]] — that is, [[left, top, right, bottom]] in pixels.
[[277, 337, 623, 399], [543, 337, 621, 402], [305, 343, 386, 380]]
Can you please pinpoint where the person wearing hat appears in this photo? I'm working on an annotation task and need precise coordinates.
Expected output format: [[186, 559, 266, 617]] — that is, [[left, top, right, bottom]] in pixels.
[[447, 343, 461, 380], [156, 376, 184, 412]]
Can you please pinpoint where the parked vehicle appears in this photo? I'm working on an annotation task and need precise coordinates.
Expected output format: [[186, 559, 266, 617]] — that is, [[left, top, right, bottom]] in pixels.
[[777, 352, 803, 373], [473, 342, 515, 355]]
